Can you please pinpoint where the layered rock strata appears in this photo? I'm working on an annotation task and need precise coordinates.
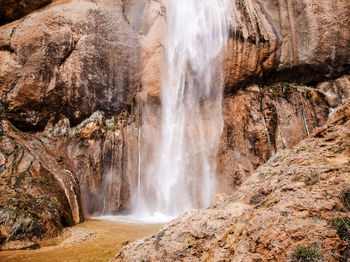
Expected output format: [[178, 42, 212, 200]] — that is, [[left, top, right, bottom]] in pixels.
[[0, 120, 83, 248]]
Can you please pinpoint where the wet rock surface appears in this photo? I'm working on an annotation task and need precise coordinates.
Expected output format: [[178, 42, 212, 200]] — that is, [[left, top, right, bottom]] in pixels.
[[223, 0, 350, 91], [42, 110, 138, 216], [0, 0, 349, 254], [217, 83, 330, 192], [0, 120, 83, 247], [140, 0, 350, 98], [113, 101, 350, 262]]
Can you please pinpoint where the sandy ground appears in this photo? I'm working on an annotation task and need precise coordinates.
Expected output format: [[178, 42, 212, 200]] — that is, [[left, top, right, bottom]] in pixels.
[[0, 219, 162, 262]]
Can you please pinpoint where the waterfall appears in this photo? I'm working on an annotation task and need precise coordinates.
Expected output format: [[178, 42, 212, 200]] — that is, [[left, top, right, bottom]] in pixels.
[[137, 98, 142, 203], [298, 90, 310, 137], [136, 0, 229, 217], [278, 125, 287, 149], [300, 105, 310, 136], [260, 97, 275, 156]]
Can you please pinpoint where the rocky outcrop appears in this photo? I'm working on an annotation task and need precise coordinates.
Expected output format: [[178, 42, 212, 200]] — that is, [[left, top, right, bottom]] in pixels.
[[0, 0, 349, 250], [0, 0, 52, 26], [140, 0, 350, 98], [113, 100, 350, 262], [34, 80, 334, 217], [1, 0, 348, 129], [0, 0, 140, 131], [0, 120, 83, 248], [217, 83, 329, 192], [42, 110, 139, 216], [223, 0, 350, 91], [317, 75, 350, 107]]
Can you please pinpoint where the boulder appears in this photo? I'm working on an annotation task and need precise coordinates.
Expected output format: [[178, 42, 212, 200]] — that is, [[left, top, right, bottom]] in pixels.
[[0, 120, 83, 246], [0, 0, 140, 131]]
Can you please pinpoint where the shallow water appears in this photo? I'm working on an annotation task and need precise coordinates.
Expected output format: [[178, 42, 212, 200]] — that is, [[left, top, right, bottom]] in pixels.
[[0, 219, 162, 262], [97, 212, 175, 224]]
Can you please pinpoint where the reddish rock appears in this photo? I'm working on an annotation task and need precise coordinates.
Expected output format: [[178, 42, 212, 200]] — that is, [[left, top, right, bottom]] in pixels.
[[113, 101, 350, 262], [140, 0, 350, 98], [0, 120, 83, 246], [317, 75, 350, 107], [217, 84, 330, 193], [0, 0, 52, 26], [42, 111, 137, 216], [0, 0, 140, 130]]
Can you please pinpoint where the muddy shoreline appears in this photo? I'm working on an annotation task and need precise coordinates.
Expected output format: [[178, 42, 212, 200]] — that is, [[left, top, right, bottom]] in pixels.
[[0, 219, 162, 262]]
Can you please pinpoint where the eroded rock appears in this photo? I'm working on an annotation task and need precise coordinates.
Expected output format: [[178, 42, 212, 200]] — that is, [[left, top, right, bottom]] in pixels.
[[0, 0, 140, 131], [217, 83, 330, 192], [0, 0, 52, 26], [0, 120, 83, 246], [42, 110, 137, 215], [113, 101, 350, 262], [140, 0, 350, 98]]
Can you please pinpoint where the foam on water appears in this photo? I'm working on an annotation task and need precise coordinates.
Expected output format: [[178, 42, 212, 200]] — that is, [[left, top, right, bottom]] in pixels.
[[133, 0, 229, 218], [95, 212, 174, 224]]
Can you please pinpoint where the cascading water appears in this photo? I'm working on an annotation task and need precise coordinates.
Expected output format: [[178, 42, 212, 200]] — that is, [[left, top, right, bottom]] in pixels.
[[135, 0, 229, 218], [260, 97, 275, 156], [278, 125, 287, 149], [137, 97, 142, 203], [301, 105, 310, 136], [298, 91, 310, 137]]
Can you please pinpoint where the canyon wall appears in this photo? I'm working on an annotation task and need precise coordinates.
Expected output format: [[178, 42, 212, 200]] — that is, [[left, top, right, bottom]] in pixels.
[[114, 100, 350, 262], [141, 0, 350, 97], [0, 0, 140, 131], [0, 119, 83, 249], [0, 0, 349, 248]]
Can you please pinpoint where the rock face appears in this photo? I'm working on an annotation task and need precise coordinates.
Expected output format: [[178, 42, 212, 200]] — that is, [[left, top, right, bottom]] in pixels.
[[217, 83, 330, 192], [113, 101, 350, 262], [0, 0, 140, 131], [0, 0, 52, 26], [42, 110, 138, 216], [0, 120, 83, 247], [223, 0, 350, 91], [140, 0, 350, 98], [0, 0, 349, 252], [317, 75, 350, 107]]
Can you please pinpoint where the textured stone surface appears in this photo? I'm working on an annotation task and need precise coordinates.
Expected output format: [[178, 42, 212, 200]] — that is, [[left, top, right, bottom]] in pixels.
[[0, 0, 349, 252], [0, 0, 140, 130], [223, 0, 350, 91], [113, 101, 350, 262], [217, 83, 329, 193], [317, 75, 350, 107], [0, 0, 52, 26], [42, 111, 137, 216], [0, 120, 83, 247], [140, 0, 350, 98]]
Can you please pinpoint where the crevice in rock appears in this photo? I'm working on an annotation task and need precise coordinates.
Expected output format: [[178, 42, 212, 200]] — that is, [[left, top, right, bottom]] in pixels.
[[120, 0, 131, 26], [59, 38, 80, 67], [0, 45, 15, 54], [0, 0, 53, 26]]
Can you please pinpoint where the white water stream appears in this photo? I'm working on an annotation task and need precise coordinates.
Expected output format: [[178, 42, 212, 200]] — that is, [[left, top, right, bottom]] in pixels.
[[133, 0, 229, 219], [260, 97, 275, 156]]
